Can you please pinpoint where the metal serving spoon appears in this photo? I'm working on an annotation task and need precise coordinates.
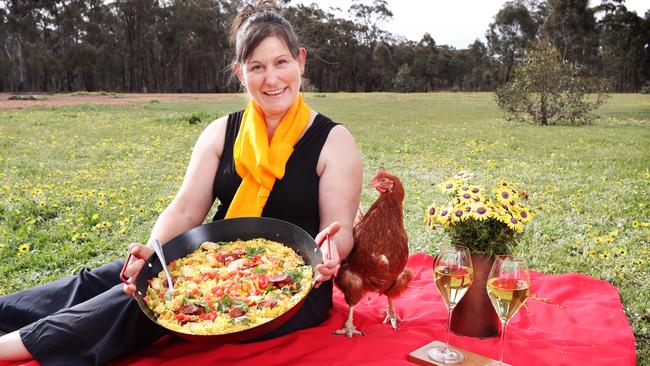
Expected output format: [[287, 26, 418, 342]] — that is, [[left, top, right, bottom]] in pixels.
[[150, 238, 174, 300]]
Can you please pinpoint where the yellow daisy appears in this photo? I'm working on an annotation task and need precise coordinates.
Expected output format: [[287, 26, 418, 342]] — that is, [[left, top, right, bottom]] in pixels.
[[437, 208, 452, 227], [457, 191, 475, 205], [470, 203, 490, 221], [458, 185, 471, 193], [505, 216, 524, 232], [426, 205, 437, 219], [455, 171, 473, 180], [450, 208, 466, 224], [18, 243, 30, 256], [437, 179, 460, 194], [494, 187, 515, 205]]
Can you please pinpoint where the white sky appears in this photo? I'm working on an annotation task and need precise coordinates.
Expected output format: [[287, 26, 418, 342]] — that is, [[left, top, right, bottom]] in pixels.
[[292, 0, 649, 49]]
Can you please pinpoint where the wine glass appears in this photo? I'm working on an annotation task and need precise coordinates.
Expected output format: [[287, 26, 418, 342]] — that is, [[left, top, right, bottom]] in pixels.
[[428, 245, 473, 364], [484, 255, 531, 366]]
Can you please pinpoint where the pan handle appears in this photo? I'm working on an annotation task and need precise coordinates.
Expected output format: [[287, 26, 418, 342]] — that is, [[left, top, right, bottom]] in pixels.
[[312, 233, 332, 287], [119, 252, 134, 285]]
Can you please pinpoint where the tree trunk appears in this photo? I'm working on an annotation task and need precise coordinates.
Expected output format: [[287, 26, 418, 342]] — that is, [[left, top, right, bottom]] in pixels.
[[15, 33, 26, 92]]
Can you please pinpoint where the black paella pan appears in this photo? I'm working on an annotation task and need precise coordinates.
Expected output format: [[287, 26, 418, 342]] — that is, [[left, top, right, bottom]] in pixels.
[[119, 217, 322, 343]]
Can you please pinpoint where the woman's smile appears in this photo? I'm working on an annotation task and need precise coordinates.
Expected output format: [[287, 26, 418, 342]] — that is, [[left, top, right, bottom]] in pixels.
[[263, 87, 287, 97]]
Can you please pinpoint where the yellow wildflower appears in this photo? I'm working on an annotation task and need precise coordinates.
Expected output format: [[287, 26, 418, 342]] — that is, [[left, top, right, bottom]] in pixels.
[[18, 243, 30, 256]]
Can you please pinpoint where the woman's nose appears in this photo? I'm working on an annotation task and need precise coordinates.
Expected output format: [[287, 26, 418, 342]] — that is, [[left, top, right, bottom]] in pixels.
[[264, 67, 280, 85]]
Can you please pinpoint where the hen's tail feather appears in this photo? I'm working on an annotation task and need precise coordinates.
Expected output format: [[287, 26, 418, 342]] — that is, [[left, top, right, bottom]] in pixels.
[[382, 269, 414, 298]]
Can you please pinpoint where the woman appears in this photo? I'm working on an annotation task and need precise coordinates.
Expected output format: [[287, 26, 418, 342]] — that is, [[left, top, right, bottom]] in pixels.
[[0, 1, 363, 364]]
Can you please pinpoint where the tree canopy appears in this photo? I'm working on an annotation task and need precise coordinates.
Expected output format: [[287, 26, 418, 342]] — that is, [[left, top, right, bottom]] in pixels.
[[0, 0, 647, 93]]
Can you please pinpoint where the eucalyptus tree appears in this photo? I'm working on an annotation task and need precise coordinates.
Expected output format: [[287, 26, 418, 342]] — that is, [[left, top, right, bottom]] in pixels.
[[2, 0, 48, 91], [465, 40, 495, 91], [540, 0, 599, 73], [114, 0, 159, 92], [409, 33, 439, 92], [486, 0, 539, 85], [371, 41, 395, 91], [348, 0, 393, 91], [597, 4, 648, 91]]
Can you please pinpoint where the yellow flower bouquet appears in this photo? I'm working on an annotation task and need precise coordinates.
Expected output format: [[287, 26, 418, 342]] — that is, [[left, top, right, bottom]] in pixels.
[[425, 172, 534, 256]]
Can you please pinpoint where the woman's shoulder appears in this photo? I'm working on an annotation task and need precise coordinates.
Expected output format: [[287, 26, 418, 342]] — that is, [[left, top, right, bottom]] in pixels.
[[194, 112, 240, 158], [317, 114, 354, 147], [311, 113, 351, 140], [317, 114, 360, 169], [202, 115, 229, 139], [203, 110, 244, 137]]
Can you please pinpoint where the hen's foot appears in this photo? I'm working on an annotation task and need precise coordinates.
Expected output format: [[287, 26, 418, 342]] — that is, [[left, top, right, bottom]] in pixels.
[[383, 305, 402, 330], [333, 325, 364, 337]]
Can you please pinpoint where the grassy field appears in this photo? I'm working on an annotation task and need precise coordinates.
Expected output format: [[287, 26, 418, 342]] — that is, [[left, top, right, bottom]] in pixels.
[[1, 93, 649, 362]]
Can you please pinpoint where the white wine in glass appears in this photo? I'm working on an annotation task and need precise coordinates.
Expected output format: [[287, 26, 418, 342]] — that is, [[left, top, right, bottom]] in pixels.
[[484, 255, 530, 366], [428, 245, 473, 364]]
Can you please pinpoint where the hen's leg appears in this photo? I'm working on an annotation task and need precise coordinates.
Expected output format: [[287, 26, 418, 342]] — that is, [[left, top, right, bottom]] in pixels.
[[381, 269, 414, 330], [333, 305, 364, 337], [383, 297, 402, 330]]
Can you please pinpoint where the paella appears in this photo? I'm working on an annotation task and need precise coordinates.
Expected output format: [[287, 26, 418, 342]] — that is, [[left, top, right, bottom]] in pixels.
[[144, 238, 313, 335]]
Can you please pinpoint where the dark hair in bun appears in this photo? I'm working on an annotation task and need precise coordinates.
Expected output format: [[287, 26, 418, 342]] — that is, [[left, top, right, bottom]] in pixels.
[[229, 0, 301, 64]]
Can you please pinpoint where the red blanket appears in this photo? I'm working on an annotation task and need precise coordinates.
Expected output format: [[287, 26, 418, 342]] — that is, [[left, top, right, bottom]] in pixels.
[[2, 253, 636, 366]]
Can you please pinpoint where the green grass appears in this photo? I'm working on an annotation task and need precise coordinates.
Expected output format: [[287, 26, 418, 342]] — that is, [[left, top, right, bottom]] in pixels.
[[1, 92, 649, 362]]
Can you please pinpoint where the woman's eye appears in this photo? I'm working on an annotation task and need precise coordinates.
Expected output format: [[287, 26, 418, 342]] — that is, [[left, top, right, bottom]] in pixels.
[[277, 59, 288, 65], [250, 65, 263, 72]]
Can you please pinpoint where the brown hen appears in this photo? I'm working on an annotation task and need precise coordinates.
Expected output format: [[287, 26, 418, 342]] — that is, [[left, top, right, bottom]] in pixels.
[[333, 169, 413, 337]]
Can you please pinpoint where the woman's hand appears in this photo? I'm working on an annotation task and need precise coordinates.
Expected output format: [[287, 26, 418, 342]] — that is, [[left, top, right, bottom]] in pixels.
[[122, 242, 154, 297], [314, 221, 342, 288]]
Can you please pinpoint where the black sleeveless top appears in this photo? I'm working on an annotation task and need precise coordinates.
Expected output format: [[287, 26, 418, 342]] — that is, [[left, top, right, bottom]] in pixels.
[[212, 111, 339, 237]]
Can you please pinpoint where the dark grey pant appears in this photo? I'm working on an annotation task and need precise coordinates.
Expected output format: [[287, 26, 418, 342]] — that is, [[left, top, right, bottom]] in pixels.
[[0, 260, 332, 366]]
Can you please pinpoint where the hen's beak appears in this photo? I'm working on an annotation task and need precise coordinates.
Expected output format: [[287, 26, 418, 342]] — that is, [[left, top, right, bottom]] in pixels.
[[370, 178, 392, 193]]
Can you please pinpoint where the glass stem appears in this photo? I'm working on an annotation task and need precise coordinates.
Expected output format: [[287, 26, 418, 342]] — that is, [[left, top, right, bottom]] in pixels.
[[444, 306, 453, 349], [498, 320, 508, 364]]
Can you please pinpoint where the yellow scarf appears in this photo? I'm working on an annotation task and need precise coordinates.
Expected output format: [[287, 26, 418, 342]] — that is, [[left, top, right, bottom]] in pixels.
[[225, 94, 311, 218]]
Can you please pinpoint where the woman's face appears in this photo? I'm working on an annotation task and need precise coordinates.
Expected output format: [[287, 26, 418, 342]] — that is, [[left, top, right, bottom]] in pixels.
[[236, 36, 306, 119]]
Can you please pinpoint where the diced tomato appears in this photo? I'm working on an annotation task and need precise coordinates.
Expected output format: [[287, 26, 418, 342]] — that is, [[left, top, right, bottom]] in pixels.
[[174, 313, 193, 323], [143, 295, 151, 303], [198, 310, 216, 321], [258, 276, 269, 289], [185, 287, 199, 296]]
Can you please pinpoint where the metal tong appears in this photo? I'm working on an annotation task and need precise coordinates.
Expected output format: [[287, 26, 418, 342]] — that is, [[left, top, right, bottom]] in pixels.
[[150, 238, 175, 300]]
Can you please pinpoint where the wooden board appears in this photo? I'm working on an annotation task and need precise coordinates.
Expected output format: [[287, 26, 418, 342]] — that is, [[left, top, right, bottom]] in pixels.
[[407, 341, 510, 366]]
